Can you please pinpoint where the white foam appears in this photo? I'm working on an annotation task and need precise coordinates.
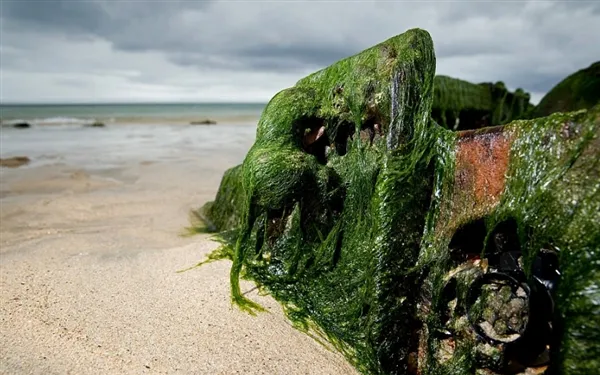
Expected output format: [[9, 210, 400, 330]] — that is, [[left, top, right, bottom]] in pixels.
[[34, 117, 91, 125], [1, 117, 96, 126]]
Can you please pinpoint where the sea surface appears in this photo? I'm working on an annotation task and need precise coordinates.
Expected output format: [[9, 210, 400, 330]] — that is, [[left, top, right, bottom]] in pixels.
[[1, 103, 259, 177], [1, 123, 256, 168], [0, 103, 266, 126]]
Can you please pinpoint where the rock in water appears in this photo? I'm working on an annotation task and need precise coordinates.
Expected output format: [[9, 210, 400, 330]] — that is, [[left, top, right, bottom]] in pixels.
[[0, 156, 30, 168], [195, 28, 600, 375], [190, 119, 217, 125], [532, 61, 600, 118], [13, 122, 31, 128]]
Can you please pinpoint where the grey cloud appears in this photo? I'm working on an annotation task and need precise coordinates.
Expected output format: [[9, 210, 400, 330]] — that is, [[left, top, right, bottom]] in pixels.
[[1, 0, 599, 102], [3, 1, 363, 72], [2, 0, 106, 34], [1, 0, 210, 32], [54, 77, 91, 88], [1, 1, 211, 53], [216, 39, 363, 73], [499, 70, 571, 93]]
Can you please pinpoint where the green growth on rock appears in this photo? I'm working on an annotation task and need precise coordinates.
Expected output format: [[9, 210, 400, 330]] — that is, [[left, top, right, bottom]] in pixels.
[[198, 165, 245, 233], [532, 61, 600, 118], [498, 108, 600, 375], [419, 106, 600, 375], [193, 28, 600, 375], [432, 75, 532, 130]]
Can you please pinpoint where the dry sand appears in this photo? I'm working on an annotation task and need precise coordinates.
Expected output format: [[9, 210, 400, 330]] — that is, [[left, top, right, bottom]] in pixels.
[[0, 146, 357, 374]]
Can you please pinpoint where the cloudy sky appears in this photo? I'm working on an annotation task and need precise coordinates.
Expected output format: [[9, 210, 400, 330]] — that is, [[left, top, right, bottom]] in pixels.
[[1, 0, 599, 104]]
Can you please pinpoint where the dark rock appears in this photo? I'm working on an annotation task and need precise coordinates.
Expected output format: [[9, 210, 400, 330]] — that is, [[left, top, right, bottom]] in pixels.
[[0, 156, 30, 168], [190, 119, 217, 125], [87, 121, 105, 127], [13, 122, 31, 129]]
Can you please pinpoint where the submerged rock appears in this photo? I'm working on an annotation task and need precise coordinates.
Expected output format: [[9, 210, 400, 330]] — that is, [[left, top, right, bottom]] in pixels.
[[432, 76, 532, 130], [87, 121, 105, 127], [190, 119, 217, 125], [532, 61, 600, 118], [195, 28, 599, 375], [0, 156, 30, 168]]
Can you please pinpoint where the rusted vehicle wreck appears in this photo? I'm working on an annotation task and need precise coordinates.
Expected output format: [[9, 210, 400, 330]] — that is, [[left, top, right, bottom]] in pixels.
[[194, 29, 600, 374]]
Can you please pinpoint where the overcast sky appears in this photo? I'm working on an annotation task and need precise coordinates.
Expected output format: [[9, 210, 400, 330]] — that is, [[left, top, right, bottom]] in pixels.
[[1, 0, 599, 104]]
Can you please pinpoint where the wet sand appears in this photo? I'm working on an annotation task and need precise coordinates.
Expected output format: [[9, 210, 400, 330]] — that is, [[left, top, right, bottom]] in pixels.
[[0, 125, 357, 374]]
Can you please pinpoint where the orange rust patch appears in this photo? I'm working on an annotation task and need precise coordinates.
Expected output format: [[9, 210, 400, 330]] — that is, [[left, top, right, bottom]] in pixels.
[[433, 127, 515, 239], [455, 127, 512, 207]]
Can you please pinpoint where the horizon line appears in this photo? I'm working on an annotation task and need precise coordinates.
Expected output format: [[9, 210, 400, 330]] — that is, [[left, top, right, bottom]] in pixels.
[[0, 101, 269, 106]]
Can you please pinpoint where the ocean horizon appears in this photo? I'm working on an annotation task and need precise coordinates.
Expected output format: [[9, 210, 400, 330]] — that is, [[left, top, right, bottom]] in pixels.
[[0, 102, 267, 126]]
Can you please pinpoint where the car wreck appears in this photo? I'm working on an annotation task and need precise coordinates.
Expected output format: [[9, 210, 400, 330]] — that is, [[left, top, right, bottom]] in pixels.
[[193, 28, 599, 375]]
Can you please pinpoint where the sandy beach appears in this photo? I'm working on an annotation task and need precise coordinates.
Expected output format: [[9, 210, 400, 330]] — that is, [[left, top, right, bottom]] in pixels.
[[0, 124, 357, 374]]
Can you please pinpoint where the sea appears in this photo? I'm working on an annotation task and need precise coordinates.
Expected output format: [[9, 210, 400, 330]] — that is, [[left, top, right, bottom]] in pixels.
[[0, 103, 266, 126], [0, 103, 262, 171]]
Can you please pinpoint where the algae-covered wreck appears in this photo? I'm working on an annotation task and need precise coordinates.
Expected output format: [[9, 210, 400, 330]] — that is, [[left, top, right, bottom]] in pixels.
[[193, 29, 600, 375], [432, 76, 533, 130], [532, 61, 600, 119]]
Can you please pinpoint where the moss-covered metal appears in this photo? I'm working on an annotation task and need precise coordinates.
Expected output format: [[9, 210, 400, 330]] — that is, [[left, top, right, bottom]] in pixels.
[[532, 61, 600, 118], [432, 76, 532, 130], [193, 29, 600, 375], [418, 106, 600, 375], [199, 165, 245, 232]]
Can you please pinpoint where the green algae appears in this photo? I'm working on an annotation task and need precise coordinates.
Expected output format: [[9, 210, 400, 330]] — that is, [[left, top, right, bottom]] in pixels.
[[498, 107, 600, 374], [198, 28, 438, 373], [193, 28, 599, 375], [432, 76, 532, 130], [533, 61, 600, 118], [418, 106, 600, 374], [198, 165, 245, 233]]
